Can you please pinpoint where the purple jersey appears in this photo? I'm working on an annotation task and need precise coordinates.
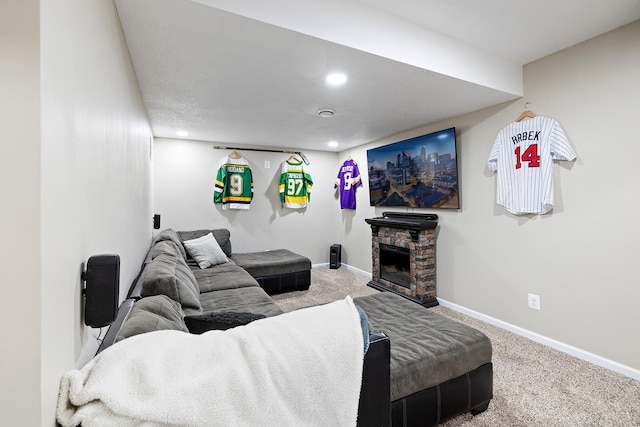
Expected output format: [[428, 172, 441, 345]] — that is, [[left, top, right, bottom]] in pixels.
[[334, 159, 361, 209]]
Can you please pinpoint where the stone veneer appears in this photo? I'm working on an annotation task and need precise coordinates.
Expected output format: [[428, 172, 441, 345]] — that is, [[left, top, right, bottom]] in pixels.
[[371, 225, 436, 303]]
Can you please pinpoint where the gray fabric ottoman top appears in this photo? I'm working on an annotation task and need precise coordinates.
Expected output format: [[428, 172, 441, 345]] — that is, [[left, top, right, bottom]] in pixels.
[[354, 292, 492, 402], [229, 249, 311, 278]]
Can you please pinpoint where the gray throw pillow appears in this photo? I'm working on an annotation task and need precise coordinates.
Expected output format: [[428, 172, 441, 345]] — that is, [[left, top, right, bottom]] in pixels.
[[179, 229, 232, 257], [183, 233, 229, 269]]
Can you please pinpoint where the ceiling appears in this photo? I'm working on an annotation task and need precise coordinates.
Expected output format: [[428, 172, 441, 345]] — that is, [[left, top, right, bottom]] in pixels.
[[114, 0, 640, 152]]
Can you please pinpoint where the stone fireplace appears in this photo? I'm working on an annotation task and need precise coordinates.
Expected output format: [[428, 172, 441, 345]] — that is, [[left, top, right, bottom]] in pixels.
[[365, 212, 439, 307]]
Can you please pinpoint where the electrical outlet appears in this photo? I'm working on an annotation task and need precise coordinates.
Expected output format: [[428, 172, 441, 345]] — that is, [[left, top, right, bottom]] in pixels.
[[528, 293, 541, 310]]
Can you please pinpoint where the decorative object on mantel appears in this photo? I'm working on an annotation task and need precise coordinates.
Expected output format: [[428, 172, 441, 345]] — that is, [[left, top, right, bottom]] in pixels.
[[365, 212, 439, 308]]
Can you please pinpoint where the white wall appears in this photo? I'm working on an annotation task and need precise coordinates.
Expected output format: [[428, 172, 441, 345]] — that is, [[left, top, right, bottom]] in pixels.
[[153, 21, 639, 376], [37, 0, 152, 425], [340, 21, 640, 373], [0, 1, 41, 425], [153, 140, 351, 264]]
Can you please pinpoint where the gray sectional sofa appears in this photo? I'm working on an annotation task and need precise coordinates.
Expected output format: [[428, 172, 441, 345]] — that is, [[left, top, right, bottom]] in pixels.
[[96, 228, 392, 426], [101, 228, 287, 345], [96, 228, 493, 427]]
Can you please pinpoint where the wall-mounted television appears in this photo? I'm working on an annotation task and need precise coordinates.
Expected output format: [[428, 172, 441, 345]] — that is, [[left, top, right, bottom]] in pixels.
[[367, 127, 459, 209]]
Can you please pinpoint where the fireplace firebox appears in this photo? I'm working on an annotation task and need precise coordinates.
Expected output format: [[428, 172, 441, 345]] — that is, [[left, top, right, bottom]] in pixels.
[[365, 212, 439, 307], [379, 244, 410, 288]]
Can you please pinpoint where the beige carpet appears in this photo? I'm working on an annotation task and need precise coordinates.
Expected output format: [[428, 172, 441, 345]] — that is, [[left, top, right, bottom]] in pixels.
[[272, 265, 640, 426]]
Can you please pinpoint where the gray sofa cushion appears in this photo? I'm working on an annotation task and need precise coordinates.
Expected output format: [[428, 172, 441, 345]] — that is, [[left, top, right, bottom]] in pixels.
[[354, 292, 492, 401], [191, 262, 260, 293], [154, 229, 187, 260], [139, 252, 203, 313], [197, 287, 284, 318], [115, 295, 188, 342], [151, 240, 184, 260], [178, 229, 232, 257]]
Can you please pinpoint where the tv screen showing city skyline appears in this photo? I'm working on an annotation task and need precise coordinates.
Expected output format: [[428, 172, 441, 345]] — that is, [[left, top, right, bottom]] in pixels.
[[367, 127, 459, 209]]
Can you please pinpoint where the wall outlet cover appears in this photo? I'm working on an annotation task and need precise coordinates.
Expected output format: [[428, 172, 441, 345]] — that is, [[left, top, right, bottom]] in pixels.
[[528, 293, 541, 310]]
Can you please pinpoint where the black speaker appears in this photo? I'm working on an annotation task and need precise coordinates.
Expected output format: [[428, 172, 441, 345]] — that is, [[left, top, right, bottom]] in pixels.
[[153, 214, 161, 230], [83, 254, 120, 328], [330, 244, 341, 269]]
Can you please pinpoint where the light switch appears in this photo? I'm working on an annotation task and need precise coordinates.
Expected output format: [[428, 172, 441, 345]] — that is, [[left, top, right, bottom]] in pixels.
[[264, 161, 270, 169]]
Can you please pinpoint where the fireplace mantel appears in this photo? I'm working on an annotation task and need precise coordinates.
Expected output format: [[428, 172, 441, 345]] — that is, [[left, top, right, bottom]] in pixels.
[[366, 212, 439, 307], [365, 212, 438, 242]]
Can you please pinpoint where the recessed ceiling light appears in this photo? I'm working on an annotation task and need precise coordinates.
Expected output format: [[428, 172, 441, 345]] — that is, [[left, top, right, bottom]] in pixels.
[[328, 141, 339, 147], [318, 108, 335, 118], [176, 130, 189, 137], [326, 73, 347, 85]]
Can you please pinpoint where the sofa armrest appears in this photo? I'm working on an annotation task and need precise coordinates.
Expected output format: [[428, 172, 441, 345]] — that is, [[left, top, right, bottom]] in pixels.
[[96, 298, 135, 354], [357, 332, 391, 427]]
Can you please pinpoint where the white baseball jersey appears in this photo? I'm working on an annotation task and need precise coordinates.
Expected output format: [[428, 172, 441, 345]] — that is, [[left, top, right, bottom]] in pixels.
[[487, 116, 576, 215]]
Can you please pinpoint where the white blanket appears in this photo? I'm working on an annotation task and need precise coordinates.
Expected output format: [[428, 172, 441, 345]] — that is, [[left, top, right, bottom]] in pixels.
[[57, 297, 364, 427]]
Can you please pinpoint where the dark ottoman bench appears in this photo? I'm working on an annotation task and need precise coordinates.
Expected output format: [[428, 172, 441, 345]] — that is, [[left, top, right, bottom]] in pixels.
[[229, 249, 311, 295], [355, 292, 493, 426]]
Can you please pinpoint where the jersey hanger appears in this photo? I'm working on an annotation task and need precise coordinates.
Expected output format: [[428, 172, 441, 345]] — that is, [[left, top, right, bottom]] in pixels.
[[228, 150, 241, 159], [515, 102, 536, 122], [213, 146, 309, 165]]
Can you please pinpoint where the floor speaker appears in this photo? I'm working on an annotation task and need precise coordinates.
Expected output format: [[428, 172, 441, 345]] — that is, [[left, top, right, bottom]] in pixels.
[[330, 244, 342, 269], [84, 254, 120, 328]]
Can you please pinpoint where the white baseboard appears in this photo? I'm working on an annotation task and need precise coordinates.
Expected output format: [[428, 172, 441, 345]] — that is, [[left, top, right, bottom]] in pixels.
[[312, 262, 372, 278], [438, 298, 640, 382], [342, 263, 372, 277]]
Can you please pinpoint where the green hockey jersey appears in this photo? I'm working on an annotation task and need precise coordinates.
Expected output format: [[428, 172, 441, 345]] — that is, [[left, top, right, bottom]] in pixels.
[[214, 156, 253, 210], [279, 159, 313, 209]]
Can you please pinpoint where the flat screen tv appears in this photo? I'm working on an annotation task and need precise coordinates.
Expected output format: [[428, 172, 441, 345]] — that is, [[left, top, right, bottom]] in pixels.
[[367, 127, 459, 209]]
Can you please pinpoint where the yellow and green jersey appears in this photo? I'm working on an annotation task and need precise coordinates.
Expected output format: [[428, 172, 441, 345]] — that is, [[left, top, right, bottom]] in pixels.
[[214, 156, 253, 210], [279, 159, 313, 209]]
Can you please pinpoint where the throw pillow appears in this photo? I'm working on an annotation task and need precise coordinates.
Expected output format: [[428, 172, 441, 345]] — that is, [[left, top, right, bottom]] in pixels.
[[184, 311, 266, 334], [178, 229, 232, 257], [183, 233, 228, 269]]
